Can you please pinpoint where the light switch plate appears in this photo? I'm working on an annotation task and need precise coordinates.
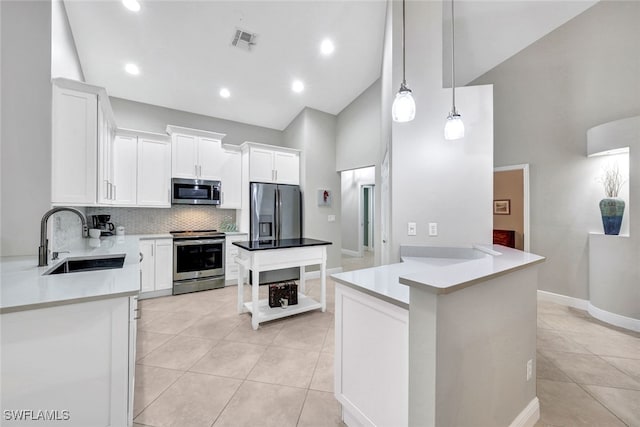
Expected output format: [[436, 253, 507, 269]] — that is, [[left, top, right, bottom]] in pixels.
[[408, 222, 417, 236], [328, 215, 336, 222], [428, 223, 438, 236]]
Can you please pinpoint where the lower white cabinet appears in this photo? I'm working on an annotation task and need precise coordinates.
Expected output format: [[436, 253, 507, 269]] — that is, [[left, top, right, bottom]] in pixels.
[[0, 295, 137, 426], [334, 282, 408, 427], [225, 233, 247, 284], [140, 238, 173, 295]]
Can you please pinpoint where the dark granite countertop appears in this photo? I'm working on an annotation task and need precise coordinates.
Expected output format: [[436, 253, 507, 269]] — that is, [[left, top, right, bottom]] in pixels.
[[233, 238, 332, 251]]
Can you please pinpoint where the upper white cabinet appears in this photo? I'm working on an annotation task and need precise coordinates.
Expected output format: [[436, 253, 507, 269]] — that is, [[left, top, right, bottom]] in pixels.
[[97, 100, 117, 204], [137, 135, 171, 207], [167, 125, 226, 180], [219, 146, 242, 209], [244, 142, 300, 185], [111, 135, 138, 206]]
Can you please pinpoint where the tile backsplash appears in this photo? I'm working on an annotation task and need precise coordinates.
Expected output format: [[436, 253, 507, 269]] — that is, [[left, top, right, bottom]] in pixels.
[[85, 206, 237, 234]]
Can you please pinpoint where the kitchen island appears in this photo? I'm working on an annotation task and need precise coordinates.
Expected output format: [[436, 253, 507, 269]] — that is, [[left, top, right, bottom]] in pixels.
[[233, 238, 332, 330], [332, 244, 545, 427], [0, 235, 153, 427]]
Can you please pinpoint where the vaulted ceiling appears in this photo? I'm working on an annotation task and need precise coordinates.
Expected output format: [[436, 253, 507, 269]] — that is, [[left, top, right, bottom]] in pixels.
[[64, 0, 598, 131]]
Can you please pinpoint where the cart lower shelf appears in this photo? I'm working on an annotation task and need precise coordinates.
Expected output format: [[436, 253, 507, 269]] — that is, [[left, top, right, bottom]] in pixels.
[[243, 293, 321, 324]]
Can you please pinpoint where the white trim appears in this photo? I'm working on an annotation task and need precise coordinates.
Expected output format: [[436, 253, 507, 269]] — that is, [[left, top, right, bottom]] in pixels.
[[166, 124, 226, 140], [537, 290, 589, 310], [341, 248, 361, 257], [138, 289, 172, 300], [588, 303, 640, 332], [305, 266, 343, 280], [509, 397, 540, 427], [494, 164, 530, 252]]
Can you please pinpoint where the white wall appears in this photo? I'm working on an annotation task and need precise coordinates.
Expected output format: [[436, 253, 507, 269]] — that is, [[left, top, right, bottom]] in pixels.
[[472, 1, 640, 300], [341, 167, 375, 253], [51, 0, 84, 81], [336, 79, 381, 172], [1, 0, 53, 256], [109, 97, 283, 147], [388, 0, 494, 262], [283, 108, 342, 270]]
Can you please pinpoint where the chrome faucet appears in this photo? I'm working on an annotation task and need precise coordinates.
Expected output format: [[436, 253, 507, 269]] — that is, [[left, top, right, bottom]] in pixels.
[[38, 207, 88, 266]]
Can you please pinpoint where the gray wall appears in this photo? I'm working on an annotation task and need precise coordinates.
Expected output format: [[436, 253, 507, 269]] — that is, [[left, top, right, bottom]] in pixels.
[[1, 0, 53, 256], [336, 79, 381, 172], [109, 97, 284, 147], [472, 1, 640, 300], [283, 108, 342, 270]]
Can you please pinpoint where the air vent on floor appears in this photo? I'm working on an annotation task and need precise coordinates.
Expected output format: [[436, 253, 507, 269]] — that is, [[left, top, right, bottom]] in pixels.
[[232, 28, 257, 51]]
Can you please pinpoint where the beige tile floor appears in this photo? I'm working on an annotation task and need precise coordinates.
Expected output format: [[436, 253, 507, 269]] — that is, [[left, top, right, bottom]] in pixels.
[[133, 278, 640, 427], [340, 251, 374, 272]]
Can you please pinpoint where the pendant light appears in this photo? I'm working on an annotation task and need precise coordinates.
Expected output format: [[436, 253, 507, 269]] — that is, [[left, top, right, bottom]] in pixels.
[[444, 0, 464, 140], [392, 0, 415, 123]]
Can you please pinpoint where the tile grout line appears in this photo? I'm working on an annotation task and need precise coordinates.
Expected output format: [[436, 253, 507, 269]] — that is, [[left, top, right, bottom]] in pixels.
[[573, 380, 631, 427], [208, 378, 246, 427]]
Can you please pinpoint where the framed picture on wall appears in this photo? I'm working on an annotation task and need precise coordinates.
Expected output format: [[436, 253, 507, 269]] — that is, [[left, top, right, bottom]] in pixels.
[[318, 189, 332, 207], [494, 199, 511, 215]]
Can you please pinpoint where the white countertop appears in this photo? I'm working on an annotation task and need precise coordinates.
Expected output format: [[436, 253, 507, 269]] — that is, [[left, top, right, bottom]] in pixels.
[[0, 234, 163, 314], [331, 245, 545, 307]]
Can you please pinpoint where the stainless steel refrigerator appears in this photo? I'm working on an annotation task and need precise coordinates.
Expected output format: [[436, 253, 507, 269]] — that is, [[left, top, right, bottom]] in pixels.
[[250, 182, 302, 284]]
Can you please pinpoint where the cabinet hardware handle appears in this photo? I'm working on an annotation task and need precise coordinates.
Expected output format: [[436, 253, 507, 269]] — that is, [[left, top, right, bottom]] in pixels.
[[104, 180, 109, 199], [113, 184, 117, 201], [275, 170, 278, 181], [151, 245, 154, 257], [139, 252, 144, 262], [195, 164, 198, 176], [199, 165, 202, 176]]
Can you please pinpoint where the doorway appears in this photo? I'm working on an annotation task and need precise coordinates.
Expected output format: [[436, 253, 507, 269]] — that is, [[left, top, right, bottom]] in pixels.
[[340, 166, 375, 272], [493, 164, 530, 252]]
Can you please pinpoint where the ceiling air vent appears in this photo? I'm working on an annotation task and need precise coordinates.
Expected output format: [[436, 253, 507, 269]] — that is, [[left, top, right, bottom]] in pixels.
[[232, 28, 257, 51]]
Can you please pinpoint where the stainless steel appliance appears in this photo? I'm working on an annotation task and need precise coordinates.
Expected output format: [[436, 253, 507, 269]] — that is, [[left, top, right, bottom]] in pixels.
[[92, 214, 115, 236], [171, 178, 221, 205], [250, 182, 302, 284], [171, 230, 226, 295]]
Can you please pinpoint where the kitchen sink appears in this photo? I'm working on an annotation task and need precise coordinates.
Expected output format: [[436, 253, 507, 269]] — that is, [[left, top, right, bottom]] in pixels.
[[43, 254, 126, 275]]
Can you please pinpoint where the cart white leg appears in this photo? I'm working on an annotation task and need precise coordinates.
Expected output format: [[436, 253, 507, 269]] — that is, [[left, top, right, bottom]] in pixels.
[[237, 263, 245, 314], [299, 266, 306, 294], [252, 270, 260, 330], [320, 259, 326, 312]]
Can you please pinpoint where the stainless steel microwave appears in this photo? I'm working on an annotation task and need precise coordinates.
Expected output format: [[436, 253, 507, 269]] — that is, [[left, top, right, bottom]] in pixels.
[[171, 178, 221, 205]]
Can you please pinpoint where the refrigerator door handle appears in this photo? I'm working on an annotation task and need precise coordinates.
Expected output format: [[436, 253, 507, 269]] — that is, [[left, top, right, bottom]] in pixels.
[[276, 188, 281, 240]]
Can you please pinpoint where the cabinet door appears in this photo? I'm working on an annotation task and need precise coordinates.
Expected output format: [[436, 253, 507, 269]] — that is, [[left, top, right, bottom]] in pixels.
[[137, 138, 171, 207], [198, 137, 222, 180], [139, 240, 155, 293], [274, 151, 300, 184], [97, 105, 113, 205], [112, 136, 138, 206], [51, 86, 98, 205], [249, 147, 275, 183], [171, 133, 198, 178], [219, 149, 242, 209], [154, 239, 174, 291]]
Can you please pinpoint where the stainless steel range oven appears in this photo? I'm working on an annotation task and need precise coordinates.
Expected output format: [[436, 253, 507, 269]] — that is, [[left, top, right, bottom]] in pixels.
[[171, 230, 225, 295]]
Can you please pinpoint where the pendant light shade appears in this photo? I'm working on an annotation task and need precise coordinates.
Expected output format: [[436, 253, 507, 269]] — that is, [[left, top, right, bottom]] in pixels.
[[445, 0, 464, 140], [392, 0, 415, 123]]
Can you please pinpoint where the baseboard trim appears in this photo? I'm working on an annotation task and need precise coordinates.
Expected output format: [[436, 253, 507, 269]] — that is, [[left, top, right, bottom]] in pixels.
[[138, 289, 173, 300], [305, 267, 343, 280], [537, 290, 589, 310], [341, 248, 361, 257], [509, 397, 540, 427], [588, 303, 640, 332]]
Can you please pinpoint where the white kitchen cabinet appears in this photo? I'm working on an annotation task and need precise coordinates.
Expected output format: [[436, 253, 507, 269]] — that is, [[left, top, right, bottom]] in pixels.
[[167, 126, 226, 180], [51, 84, 98, 205], [140, 238, 173, 296], [1, 296, 136, 426], [137, 137, 171, 207], [225, 233, 247, 284], [111, 135, 138, 206], [219, 146, 242, 209], [97, 102, 115, 204], [245, 143, 300, 185]]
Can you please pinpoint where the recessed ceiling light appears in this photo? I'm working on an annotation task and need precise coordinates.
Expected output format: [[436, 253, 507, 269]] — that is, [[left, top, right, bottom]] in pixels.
[[125, 63, 140, 75], [219, 88, 231, 98], [122, 0, 141, 12], [320, 39, 335, 55], [292, 80, 304, 93]]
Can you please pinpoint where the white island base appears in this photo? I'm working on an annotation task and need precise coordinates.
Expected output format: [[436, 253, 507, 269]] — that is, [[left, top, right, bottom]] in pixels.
[[235, 243, 328, 330]]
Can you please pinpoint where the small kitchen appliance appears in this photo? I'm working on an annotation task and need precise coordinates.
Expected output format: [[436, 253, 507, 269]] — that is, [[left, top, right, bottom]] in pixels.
[[92, 215, 115, 236]]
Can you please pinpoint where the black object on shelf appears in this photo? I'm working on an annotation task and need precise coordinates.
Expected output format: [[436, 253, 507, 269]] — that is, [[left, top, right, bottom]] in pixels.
[[268, 281, 299, 308]]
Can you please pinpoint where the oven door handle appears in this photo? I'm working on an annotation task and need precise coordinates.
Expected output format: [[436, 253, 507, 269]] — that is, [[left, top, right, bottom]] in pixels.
[[174, 239, 226, 246]]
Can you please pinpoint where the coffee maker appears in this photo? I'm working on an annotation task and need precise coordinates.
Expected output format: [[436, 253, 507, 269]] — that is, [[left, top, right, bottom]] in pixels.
[[92, 215, 115, 236]]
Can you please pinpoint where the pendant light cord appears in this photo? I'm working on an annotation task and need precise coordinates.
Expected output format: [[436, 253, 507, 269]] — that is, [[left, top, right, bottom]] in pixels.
[[451, 0, 456, 113], [402, 0, 407, 86]]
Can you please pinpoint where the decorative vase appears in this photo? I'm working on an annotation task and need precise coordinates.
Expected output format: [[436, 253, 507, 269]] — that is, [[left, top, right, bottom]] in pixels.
[[599, 198, 625, 235]]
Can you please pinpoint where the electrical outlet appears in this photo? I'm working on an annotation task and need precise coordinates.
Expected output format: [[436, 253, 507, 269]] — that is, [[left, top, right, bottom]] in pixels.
[[526, 359, 533, 381], [328, 215, 336, 222], [428, 223, 438, 236], [408, 222, 417, 236]]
